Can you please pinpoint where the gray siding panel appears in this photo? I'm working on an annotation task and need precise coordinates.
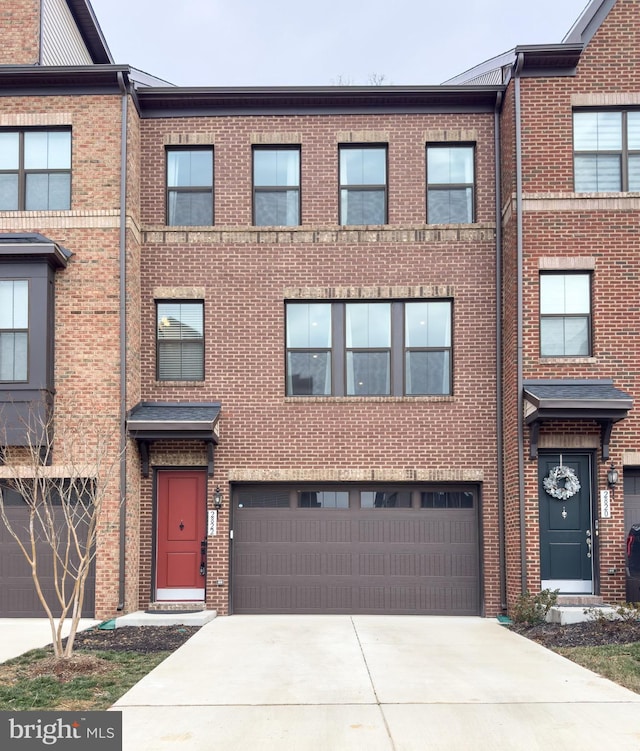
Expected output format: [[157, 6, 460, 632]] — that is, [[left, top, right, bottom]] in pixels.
[[41, 0, 92, 66]]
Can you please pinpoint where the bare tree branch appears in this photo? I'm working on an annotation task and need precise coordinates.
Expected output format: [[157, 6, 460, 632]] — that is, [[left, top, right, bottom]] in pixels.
[[0, 399, 123, 659]]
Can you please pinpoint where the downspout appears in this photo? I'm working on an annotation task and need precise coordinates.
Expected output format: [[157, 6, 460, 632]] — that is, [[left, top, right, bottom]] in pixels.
[[38, 0, 43, 64], [514, 53, 527, 594], [494, 91, 507, 612], [117, 71, 128, 611]]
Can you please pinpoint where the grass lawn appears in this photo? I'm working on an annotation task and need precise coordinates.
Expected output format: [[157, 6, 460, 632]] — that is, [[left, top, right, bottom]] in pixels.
[[558, 642, 640, 694], [0, 648, 170, 711]]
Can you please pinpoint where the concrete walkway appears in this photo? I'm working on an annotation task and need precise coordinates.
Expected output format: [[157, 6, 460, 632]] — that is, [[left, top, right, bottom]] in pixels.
[[113, 615, 640, 750], [0, 618, 99, 662]]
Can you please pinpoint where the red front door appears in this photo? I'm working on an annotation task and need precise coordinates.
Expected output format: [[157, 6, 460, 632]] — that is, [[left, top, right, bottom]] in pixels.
[[156, 470, 206, 601]]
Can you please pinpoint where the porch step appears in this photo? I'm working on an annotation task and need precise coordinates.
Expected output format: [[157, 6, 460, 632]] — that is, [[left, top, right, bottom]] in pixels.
[[115, 609, 217, 628], [556, 595, 604, 607], [146, 601, 205, 614], [547, 604, 617, 625]]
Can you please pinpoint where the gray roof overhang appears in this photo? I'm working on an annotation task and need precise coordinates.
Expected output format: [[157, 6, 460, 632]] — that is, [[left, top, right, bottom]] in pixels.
[[0, 233, 72, 268], [515, 44, 584, 77], [0, 65, 131, 95], [523, 379, 633, 460], [127, 402, 221, 476], [135, 85, 504, 118]]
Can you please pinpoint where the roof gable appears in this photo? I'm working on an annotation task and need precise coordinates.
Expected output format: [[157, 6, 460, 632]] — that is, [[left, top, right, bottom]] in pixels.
[[563, 0, 618, 46]]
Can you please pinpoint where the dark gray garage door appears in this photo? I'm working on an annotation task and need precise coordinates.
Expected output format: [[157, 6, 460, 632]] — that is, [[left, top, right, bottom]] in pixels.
[[231, 484, 480, 615], [0, 487, 95, 618]]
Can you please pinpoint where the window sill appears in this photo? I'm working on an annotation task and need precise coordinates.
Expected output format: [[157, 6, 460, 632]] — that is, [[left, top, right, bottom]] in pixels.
[[538, 356, 597, 364], [154, 380, 206, 387], [284, 395, 455, 403]]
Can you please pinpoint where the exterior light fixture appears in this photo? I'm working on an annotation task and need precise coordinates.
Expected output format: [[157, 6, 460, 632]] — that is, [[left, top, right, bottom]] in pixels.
[[214, 486, 223, 508], [607, 462, 619, 488]]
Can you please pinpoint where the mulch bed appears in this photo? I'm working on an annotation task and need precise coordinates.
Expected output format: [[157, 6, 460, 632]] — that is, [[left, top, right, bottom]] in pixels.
[[67, 625, 201, 653], [510, 619, 640, 648]]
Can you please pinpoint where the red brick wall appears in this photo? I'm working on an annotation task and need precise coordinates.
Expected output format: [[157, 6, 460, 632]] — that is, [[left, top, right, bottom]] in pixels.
[[0, 0, 40, 64], [137, 110, 502, 616], [503, 0, 640, 606], [0, 92, 133, 618], [140, 113, 496, 227]]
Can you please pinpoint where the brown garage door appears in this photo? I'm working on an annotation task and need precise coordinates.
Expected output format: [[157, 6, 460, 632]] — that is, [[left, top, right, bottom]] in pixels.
[[0, 486, 95, 618], [231, 484, 480, 615]]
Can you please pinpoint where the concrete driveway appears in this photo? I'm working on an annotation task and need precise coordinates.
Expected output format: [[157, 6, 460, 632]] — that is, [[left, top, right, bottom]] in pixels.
[[0, 618, 99, 662], [113, 615, 640, 750]]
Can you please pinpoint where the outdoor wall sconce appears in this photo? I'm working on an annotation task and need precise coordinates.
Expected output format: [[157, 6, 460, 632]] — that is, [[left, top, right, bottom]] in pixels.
[[607, 462, 619, 488], [214, 486, 223, 509]]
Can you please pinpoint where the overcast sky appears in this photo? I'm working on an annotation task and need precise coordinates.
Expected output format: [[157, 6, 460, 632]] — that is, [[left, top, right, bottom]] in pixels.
[[88, 0, 590, 87]]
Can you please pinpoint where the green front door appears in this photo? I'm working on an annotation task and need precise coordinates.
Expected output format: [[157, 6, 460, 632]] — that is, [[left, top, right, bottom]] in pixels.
[[538, 453, 593, 593]]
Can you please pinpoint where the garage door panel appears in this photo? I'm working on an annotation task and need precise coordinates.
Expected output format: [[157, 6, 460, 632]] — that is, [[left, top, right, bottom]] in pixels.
[[232, 486, 480, 616], [0, 502, 95, 618]]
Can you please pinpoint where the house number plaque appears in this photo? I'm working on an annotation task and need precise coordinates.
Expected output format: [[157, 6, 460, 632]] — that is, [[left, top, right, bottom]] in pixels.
[[600, 490, 611, 519]]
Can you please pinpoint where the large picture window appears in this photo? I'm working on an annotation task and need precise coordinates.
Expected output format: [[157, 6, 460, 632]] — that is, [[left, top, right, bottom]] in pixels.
[[0, 129, 71, 211], [427, 145, 475, 223], [253, 147, 300, 225], [286, 300, 452, 396], [339, 146, 387, 225], [156, 301, 204, 380], [166, 149, 213, 226], [574, 111, 640, 192], [540, 274, 591, 357], [0, 279, 28, 381]]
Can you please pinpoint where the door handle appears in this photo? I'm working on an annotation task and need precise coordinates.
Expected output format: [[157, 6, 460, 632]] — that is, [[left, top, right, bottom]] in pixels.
[[586, 529, 592, 559], [200, 539, 207, 576]]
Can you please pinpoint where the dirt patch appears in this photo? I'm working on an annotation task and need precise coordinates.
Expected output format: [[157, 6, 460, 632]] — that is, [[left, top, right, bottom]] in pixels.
[[510, 618, 640, 648], [29, 654, 112, 681], [68, 625, 201, 654]]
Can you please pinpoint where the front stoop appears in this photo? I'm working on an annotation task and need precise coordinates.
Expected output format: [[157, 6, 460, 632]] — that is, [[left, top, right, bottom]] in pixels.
[[547, 600, 619, 625], [115, 607, 217, 628]]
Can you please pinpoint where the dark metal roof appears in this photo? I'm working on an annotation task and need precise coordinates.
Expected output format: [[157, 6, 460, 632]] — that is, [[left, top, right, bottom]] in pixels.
[[523, 379, 632, 460], [127, 402, 221, 436], [515, 43, 584, 77], [0, 233, 72, 268], [0, 64, 130, 94], [135, 85, 504, 118], [127, 402, 221, 477], [66, 0, 113, 64], [524, 379, 633, 411]]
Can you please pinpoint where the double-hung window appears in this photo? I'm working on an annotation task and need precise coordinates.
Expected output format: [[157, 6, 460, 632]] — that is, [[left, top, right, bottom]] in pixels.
[[339, 146, 387, 225], [166, 148, 213, 226], [0, 280, 28, 381], [540, 274, 591, 357], [574, 111, 640, 192], [286, 300, 452, 396], [427, 145, 474, 223], [156, 301, 204, 380], [0, 129, 71, 211], [253, 147, 300, 225]]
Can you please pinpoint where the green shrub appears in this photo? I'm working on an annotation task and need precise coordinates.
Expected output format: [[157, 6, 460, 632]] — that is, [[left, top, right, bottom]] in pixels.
[[511, 588, 559, 625]]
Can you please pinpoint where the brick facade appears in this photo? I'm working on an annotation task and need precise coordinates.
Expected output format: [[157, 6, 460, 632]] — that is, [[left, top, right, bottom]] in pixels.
[[0, 0, 637, 619]]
